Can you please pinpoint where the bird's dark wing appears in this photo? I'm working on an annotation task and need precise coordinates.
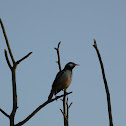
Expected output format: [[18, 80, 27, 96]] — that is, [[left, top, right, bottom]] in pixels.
[[48, 70, 65, 99], [52, 70, 65, 88]]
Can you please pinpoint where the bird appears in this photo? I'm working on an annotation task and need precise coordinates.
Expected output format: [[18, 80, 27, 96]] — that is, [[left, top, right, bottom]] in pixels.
[[48, 62, 79, 100]]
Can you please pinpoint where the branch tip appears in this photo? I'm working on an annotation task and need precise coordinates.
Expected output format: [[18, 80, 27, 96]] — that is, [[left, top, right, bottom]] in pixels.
[[69, 102, 73, 108], [0, 18, 15, 64], [58, 41, 61, 48], [93, 39, 97, 47], [93, 39, 113, 126], [16, 52, 32, 64], [55, 42, 62, 71]]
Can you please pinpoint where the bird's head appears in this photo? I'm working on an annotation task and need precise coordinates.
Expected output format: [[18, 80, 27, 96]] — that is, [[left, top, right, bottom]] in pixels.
[[64, 62, 79, 70]]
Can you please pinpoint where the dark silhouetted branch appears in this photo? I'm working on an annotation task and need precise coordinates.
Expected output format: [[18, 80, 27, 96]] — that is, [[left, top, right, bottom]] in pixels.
[[16, 52, 32, 64], [63, 90, 67, 126], [4, 49, 12, 70], [60, 109, 68, 122], [60, 96, 72, 126], [0, 18, 15, 64], [54, 41, 61, 71], [66, 97, 69, 120], [93, 39, 113, 126], [55, 42, 68, 126], [0, 18, 32, 126], [0, 108, 10, 118], [15, 92, 72, 126], [10, 64, 18, 125], [55, 42, 73, 126], [66, 97, 72, 124]]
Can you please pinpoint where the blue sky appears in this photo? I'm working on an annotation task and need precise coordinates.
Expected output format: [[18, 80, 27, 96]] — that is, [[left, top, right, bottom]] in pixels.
[[0, 0, 126, 126]]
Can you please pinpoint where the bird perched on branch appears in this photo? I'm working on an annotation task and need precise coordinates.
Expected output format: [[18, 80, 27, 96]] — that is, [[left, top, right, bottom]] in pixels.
[[48, 62, 79, 100]]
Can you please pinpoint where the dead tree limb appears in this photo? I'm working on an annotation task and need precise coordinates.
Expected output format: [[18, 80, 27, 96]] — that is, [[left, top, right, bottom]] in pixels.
[[54, 41, 62, 71], [93, 39, 113, 126], [15, 92, 72, 126], [60, 97, 73, 126], [55, 42, 72, 126], [0, 18, 32, 126], [0, 19, 72, 126], [0, 18, 15, 63], [66, 97, 72, 126], [4, 49, 12, 70], [16, 52, 32, 65], [55, 42, 67, 126]]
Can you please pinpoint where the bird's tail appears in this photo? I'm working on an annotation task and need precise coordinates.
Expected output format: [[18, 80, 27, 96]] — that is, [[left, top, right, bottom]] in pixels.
[[48, 89, 54, 100]]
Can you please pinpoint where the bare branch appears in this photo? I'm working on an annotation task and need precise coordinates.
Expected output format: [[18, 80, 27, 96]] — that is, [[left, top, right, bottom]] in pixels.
[[60, 109, 68, 122], [54, 41, 61, 71], [0, 18, 15, 64], [68, 102, 73, 108], [63, 90, 67, 126], [9, 66, 18, 126], [4, 49, 12, 70], [1, 19, 33, 126], [66, 97, 69, 119], [16, 52, 32, 64], [15, 92, 72, 126], [0, 108, 10, 118], [66, 97, 72, 126], [93, 39, 113, 126], [55, 42, 70, 126]]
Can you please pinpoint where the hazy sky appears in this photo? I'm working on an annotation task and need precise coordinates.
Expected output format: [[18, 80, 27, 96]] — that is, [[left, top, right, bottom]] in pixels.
[[0, 0, 126, 126]]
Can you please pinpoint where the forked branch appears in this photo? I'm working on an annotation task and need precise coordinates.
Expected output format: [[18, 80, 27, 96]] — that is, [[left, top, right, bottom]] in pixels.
[[60, 97, 72, 126], [16, 52, 32, 64], [0, 18, 15, 64], [0, 18, 32, 126], [55, 42, 71, 126], [15, 92, 72, 126], [0, 19, 71, 126], [93, 39, 113, 126]]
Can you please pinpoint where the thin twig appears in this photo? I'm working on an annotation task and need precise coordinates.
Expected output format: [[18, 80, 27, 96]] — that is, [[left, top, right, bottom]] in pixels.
[[0, 18, 15, 64], [0, 108, 10, 118], [93, 39, 113, 126], [0, 18, 17, 126], [60, 109, 68, 122], [4, 49, 12, 70], [54, 41, 61, 71], [0, 18, 33, 126], [66, 97, 72, 126], [55, 42, 70, 126], [69, 102, 73, 108], [16, 52, 32, 64], [15, 92, 72, 126]]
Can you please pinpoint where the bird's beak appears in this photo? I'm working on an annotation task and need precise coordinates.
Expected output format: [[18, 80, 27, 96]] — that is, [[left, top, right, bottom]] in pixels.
[[74, 63, 79, 66]]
